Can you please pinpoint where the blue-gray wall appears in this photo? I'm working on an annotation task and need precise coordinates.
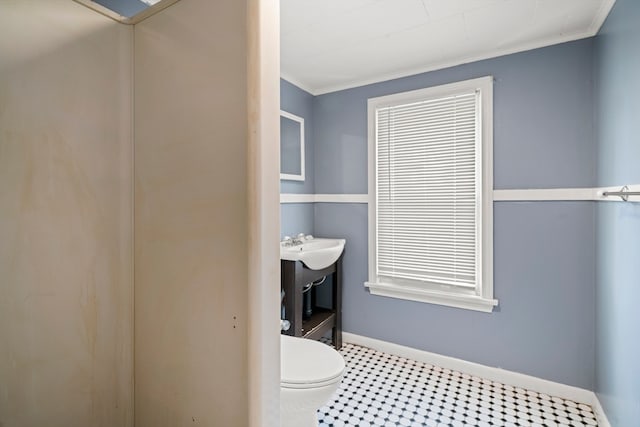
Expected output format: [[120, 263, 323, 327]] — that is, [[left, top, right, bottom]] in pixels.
[[313, 41, 595, 193], [281, 203, 314, 240], [311, 39, 597, 389], [594, 0, 640, 424], [280, 79, 315, 238], [314, 202, 596, 389], [280, 79, 315, 195]]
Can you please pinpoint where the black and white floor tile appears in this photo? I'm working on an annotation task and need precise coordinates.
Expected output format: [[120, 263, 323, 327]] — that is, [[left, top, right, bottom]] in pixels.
[[318, 342, 598, 427]]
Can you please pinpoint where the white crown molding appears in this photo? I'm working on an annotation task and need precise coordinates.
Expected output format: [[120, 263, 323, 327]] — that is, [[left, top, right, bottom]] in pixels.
[[310, 29, 601, 95], [280, 73, 316, 96], [288, 0, 617, 97], [343, 332, 610, 421], [589, 0, 617, 35]]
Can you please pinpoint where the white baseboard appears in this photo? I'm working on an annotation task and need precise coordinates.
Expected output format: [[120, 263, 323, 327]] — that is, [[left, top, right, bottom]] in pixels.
[[591, 394, 612, 427], [343, 332, 611, 426]]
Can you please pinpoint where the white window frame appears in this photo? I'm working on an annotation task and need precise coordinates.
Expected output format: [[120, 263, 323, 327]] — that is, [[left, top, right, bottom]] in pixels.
[[365, 76, 497, 313]]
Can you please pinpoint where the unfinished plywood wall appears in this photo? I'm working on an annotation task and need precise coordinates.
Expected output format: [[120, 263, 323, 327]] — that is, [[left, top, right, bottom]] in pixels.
[[0, 2, 133, 426]]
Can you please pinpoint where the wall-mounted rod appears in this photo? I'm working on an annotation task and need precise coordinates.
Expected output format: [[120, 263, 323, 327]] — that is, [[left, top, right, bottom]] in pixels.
[[601, 186, 640, 201]]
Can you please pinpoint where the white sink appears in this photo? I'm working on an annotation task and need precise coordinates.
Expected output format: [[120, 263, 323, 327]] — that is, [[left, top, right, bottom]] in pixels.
[[280, 237, 346, 270]]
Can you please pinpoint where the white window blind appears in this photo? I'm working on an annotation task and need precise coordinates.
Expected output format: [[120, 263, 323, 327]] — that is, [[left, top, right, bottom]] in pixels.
[[367, 76, 495, 312], [375, 91, 479, 289]]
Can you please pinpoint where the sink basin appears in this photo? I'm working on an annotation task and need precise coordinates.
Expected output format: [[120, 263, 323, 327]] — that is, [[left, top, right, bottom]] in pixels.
[[280, 238, 346, 270]]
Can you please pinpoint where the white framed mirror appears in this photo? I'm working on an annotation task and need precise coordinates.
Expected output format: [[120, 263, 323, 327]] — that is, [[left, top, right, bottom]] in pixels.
[[280, 110, 305, 181]]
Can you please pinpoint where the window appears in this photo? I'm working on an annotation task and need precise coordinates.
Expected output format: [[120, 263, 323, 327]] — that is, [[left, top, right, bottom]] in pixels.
[[366, 76, 496, 312]]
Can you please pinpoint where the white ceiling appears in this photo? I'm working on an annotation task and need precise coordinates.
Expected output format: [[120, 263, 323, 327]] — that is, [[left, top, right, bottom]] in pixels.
[[281, 0, 616, 95]]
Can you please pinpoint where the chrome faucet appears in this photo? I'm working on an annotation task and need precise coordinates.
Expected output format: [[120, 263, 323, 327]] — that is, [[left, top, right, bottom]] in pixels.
[[292, 233, 306, 245], [282, 236, 294, 246], [282, 233, 307, 246]]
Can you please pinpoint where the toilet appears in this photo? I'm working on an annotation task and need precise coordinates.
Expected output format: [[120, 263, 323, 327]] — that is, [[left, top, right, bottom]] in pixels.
[[280, 335, 345, 427]]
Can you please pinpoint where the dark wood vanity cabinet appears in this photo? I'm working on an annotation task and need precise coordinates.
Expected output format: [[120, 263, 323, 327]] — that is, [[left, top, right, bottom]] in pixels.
[[281, 255, 343, 350]]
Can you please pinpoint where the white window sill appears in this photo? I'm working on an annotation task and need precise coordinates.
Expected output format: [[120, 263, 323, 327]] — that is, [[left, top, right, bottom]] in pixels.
[[364, 281, 498, 313]]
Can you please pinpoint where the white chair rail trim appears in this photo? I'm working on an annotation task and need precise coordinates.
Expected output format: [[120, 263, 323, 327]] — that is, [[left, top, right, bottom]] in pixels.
[[280, 193, 369, 203], [281, 185, 640, 204]]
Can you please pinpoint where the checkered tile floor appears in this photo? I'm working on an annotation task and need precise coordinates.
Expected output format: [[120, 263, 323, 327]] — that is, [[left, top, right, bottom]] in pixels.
[[318, 342, 598, 427]]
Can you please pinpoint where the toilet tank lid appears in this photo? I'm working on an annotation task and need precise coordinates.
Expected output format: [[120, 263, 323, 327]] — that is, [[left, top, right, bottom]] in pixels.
[[281, 335, 345, 385]]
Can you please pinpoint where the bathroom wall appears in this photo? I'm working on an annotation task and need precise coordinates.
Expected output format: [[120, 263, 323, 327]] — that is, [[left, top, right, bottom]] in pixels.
[[281, 79, 315, 194], [281, 203, 314, 239], [312, 39, 597, 389], [134, 0, 253, 425], [280, 79, 315, 238], [0, 2, 133, 426], [593, 0, 640, 424]]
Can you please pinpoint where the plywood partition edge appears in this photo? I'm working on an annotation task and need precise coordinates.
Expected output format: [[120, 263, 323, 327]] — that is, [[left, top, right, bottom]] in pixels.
[[129, 23, 136, 426], [247, 1, 281, 426]]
